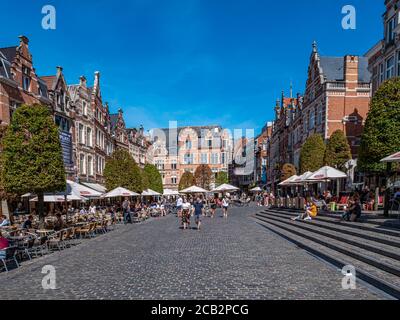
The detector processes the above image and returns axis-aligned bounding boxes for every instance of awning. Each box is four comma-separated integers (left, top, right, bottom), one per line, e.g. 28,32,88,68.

180,186,209,194
81,182,107,193
142,189,161,196
211,184,239,193
381,151,400,163
66,180,103,198
103,187,140,198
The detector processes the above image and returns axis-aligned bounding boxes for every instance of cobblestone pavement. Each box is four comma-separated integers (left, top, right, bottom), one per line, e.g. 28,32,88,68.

0,206,386,300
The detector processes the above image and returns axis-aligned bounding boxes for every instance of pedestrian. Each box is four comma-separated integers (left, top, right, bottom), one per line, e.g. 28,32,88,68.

210,196,217,218
181,197,192,230
176,196,183,218
122,198,131,224
193,197,204,230
222,196,229,219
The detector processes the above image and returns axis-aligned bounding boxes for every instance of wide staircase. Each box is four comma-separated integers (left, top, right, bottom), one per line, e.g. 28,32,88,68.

253,207,400,299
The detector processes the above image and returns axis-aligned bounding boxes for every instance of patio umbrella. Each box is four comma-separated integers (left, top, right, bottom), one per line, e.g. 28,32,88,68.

180,186,209,194
67,180,103,198
163,189,180,196
278,175,300,186
250,186,263,192
211,184,239,193
307,166,347,181
142,189,161,196
30,193,87,202
381,151,400,163
103,187,140,198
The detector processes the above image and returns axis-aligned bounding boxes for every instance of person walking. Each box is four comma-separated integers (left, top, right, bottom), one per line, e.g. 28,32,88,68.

122,198,131,224
181,197,192,230
210,196,217,218
193,197,204,230
222,196,229,219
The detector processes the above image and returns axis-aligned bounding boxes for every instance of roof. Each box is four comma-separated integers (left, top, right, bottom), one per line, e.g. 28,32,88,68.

0,46,17,62
40,75,57,90
109,114,119,131
319,56,371,82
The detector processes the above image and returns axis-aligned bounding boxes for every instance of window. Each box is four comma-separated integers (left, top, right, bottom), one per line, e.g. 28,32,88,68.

86,128,92,147
222,139,227,149
387,16,396,43
317,106,323,125
171,161,177,170
397,52,400,76
207,139,212,148
78,124,85,144
79,154,86,174
309,111,315,129
379,63,384,83
22,66,31,91
87,156,93,176
82,101,88,116
211,153,219,165
184,154,193,164
386,56,395,79
185,139,192,150
171,177,177,184
221,152,226,165
200,153,208,164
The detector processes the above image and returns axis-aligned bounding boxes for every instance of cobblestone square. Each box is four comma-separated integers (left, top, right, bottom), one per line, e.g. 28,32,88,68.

0,207,386,300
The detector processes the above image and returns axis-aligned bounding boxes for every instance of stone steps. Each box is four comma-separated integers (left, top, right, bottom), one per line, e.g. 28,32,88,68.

253,208,400,299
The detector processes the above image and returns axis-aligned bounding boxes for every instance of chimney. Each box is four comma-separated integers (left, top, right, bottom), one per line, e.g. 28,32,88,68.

79,76,87,87
56,66,63,75
344,55,359,90
18,35,29,45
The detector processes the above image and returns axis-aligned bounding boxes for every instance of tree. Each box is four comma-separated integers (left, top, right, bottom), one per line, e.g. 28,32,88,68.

281,163,297,181
215,171,229,187
104,149,143,193
178,171,195,191
1,104,66,224
143,164,163,194
299,134,326,174
194,164,213,190
359,78,400,173
324,130,351,171
141,168,150,191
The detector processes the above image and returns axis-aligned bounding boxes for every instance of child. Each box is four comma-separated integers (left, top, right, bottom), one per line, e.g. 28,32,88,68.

291,201,317,221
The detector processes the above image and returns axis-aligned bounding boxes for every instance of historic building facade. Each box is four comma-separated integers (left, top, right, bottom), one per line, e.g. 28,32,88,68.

265,43,372,190
366,0,400,95
41,66,75,180
1,36,155,187
150,126,233,190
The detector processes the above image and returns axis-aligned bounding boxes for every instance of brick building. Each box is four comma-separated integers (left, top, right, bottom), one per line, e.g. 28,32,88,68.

366,0,400,95
127,126,151,169
150,126,233,191
254,122,273,187
265,43,372,190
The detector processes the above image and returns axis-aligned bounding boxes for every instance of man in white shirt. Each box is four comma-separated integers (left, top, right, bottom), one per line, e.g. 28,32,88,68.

222,196,229,219
176,196,183,217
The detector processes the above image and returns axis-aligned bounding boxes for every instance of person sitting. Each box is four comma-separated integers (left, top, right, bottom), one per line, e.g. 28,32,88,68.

292,201,317,221
341,195,362,222
0,230,9,261
22,215,33,229
364,191,375,211
0,215,10,227
54,213,64,231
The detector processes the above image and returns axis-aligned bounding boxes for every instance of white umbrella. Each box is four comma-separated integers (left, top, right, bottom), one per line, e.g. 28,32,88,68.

250,186,263,192
163,189,180,196
103,187,139,198
278,175,300,186
67,180,103,198
381,151,400,163
30,193,86,202
307,166,347,181
142,189,161,196
81,182,107,193
180,186,209,194
295,172,315,184
211,184,239,193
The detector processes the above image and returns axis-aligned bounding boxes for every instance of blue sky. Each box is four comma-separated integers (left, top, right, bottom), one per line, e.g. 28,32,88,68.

0,0,384,134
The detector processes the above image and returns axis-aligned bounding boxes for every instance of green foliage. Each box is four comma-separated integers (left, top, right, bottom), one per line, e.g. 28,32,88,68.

281,163,297,181
299,134,326,174
215,171,229,187
141,168,150,191
179,171,195,191
104,149,143,193
324,130,351,171
194,164,212,190
1,104,66,195
143,164,163,193
359,78,400,173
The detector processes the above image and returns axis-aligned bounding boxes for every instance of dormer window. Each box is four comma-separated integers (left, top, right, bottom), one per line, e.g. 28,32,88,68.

22,66,31,91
